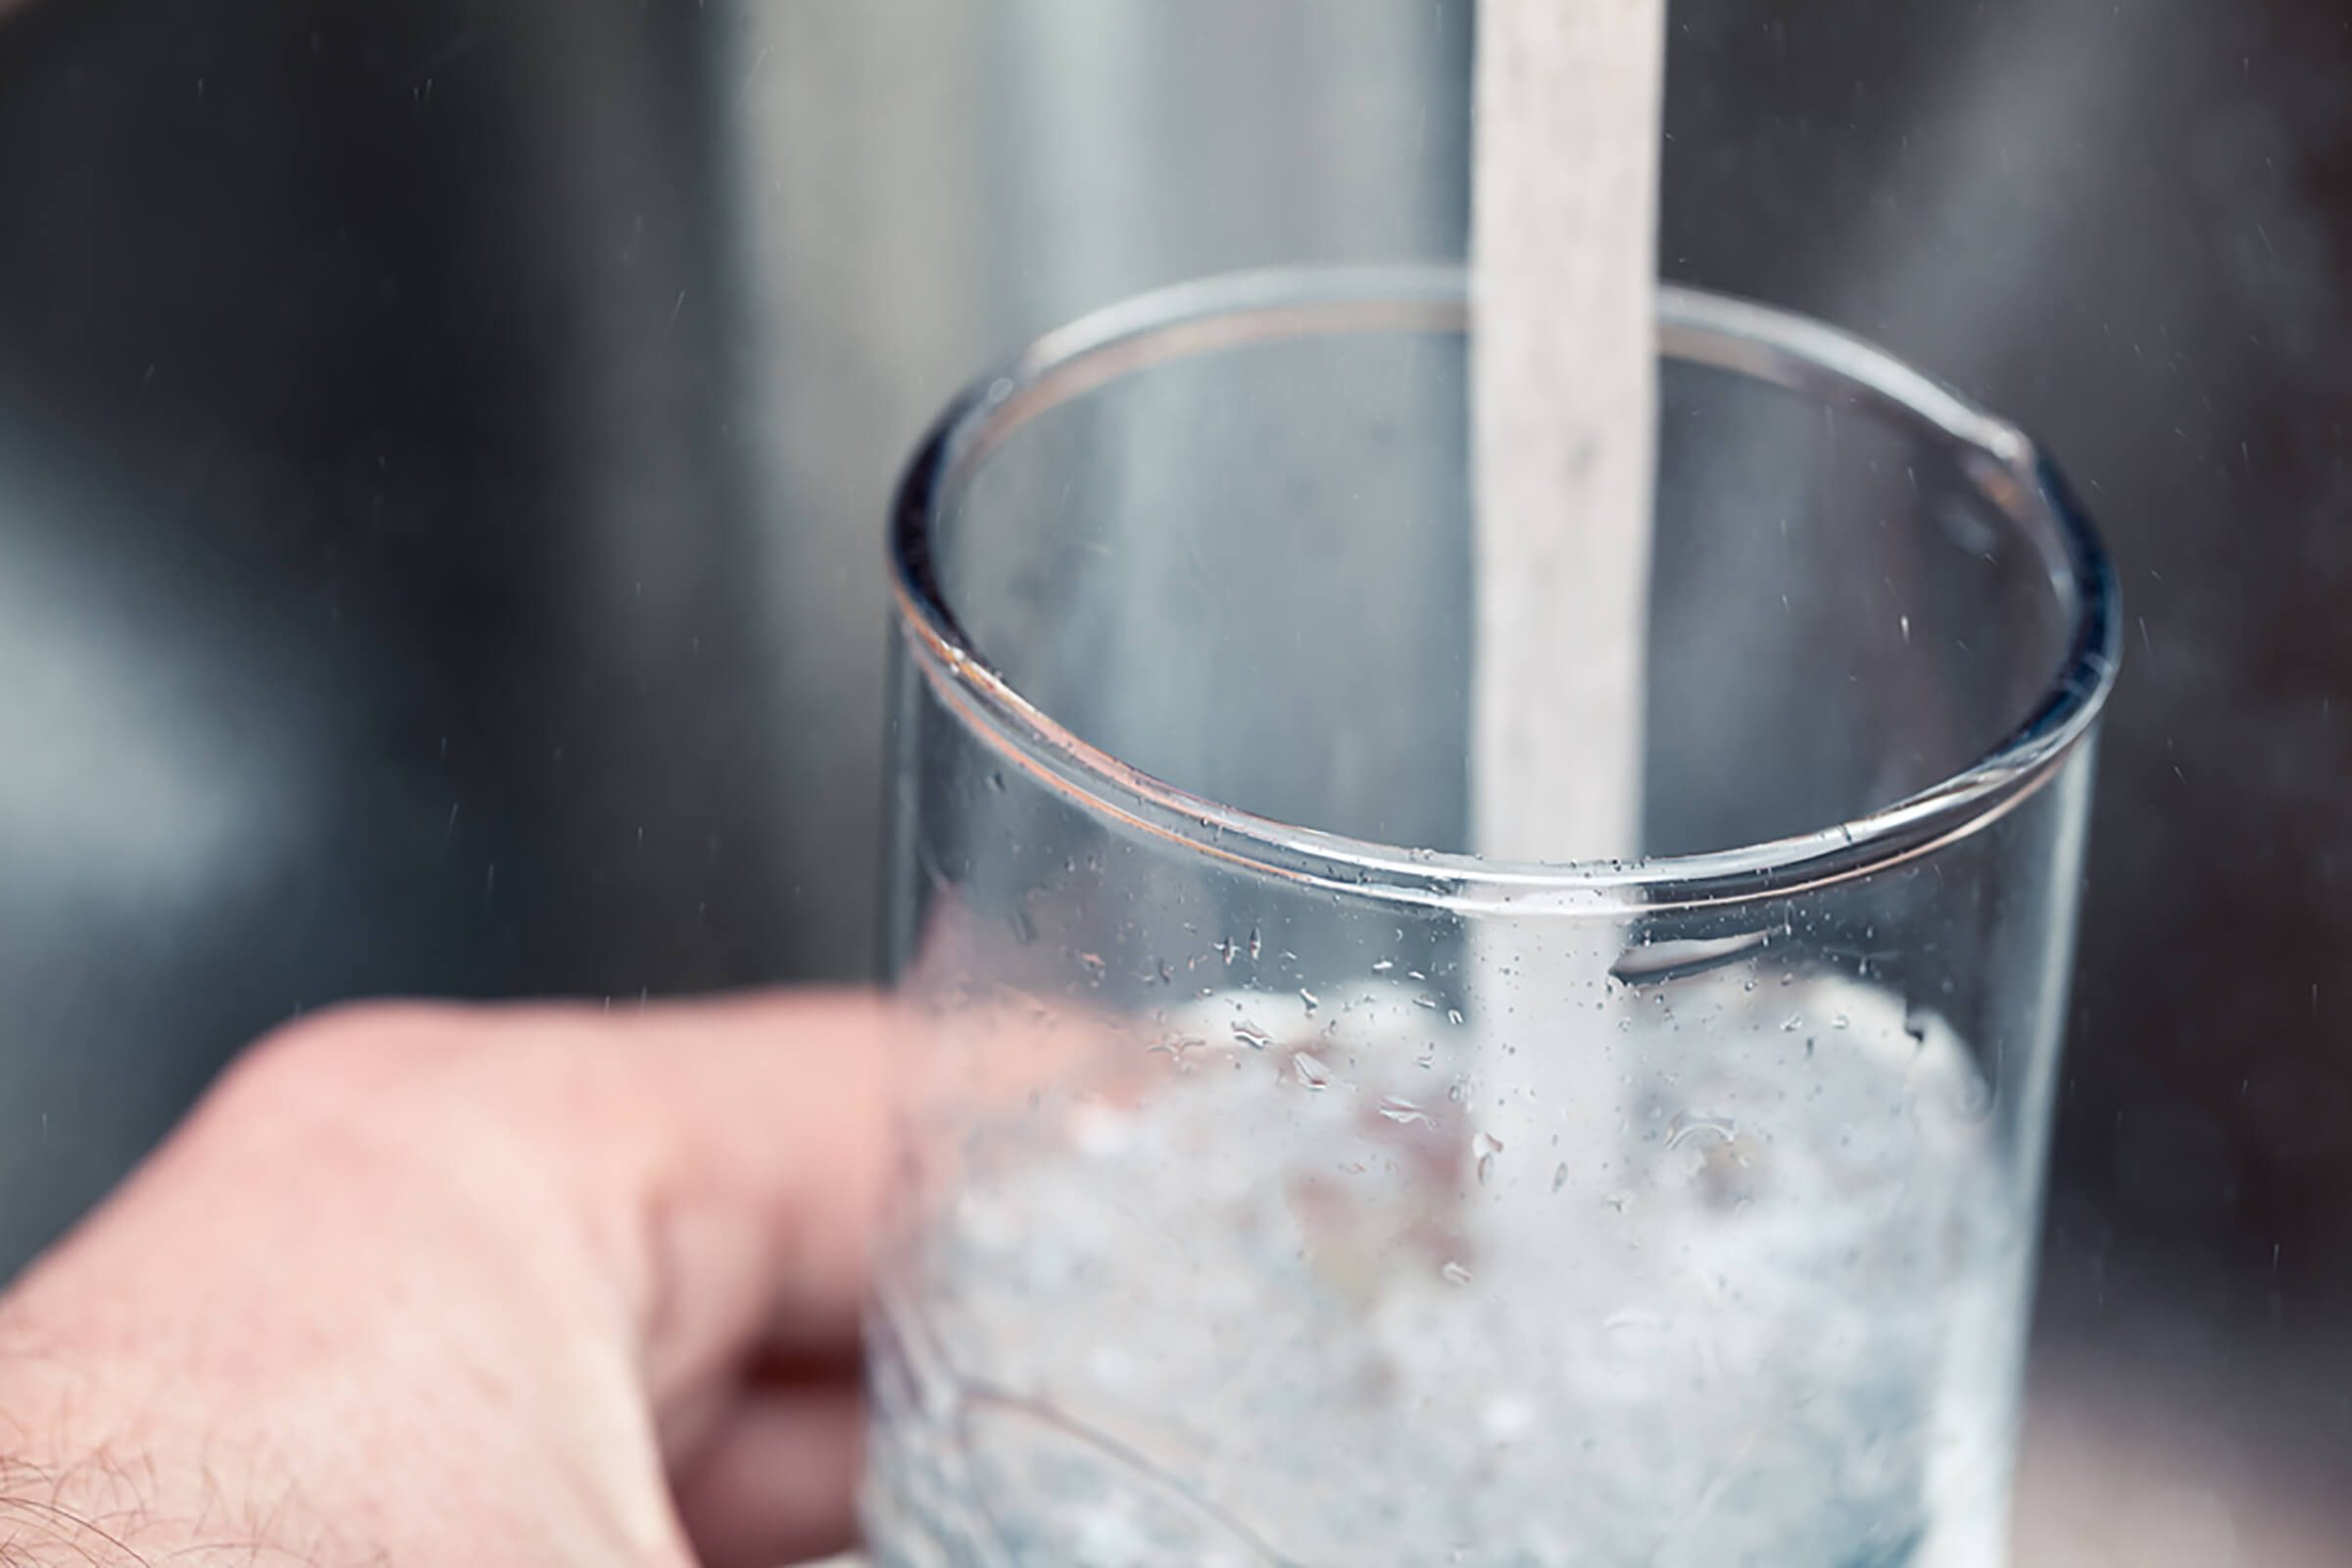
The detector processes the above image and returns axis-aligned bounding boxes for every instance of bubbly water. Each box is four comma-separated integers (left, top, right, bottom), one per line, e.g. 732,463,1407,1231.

864,964,2030,1567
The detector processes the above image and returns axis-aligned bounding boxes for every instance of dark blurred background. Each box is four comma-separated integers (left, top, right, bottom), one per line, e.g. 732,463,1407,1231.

0,0,2344,1557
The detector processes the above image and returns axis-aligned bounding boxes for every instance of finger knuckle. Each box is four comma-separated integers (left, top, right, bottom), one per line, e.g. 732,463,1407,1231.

211,1002,482,1127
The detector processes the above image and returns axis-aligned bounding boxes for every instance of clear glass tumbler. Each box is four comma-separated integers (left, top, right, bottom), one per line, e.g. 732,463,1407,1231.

863,267,2121,1567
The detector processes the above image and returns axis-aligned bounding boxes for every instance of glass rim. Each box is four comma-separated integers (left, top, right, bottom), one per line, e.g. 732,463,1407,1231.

889,265,2121,916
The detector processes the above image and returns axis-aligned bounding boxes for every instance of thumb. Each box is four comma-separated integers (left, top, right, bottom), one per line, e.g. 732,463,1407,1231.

0,991,893,1568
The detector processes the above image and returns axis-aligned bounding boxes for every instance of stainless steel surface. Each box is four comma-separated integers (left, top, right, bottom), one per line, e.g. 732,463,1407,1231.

724,0,1467,974
0,0,2345,1549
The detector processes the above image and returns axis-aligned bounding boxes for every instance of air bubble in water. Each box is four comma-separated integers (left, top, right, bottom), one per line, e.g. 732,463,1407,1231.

1609,929,1771,987
1959,1074,1996,1120
1666,1113,1739,1150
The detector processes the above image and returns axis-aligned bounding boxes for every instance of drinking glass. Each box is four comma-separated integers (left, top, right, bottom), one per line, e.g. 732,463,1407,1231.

863,266,2120,1567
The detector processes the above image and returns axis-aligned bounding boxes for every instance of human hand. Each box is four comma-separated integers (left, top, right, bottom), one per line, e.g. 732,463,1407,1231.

0,993,888,1568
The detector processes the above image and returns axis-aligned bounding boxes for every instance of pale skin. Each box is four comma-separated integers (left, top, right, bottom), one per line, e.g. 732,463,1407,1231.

0,993,892,1567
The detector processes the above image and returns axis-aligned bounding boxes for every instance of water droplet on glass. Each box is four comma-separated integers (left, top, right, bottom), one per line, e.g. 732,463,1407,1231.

1477,1152,1497,1187
1231,1019,1274,1052
1552,1162,1570,1194
1446,1007,1465,1026
1372,958,1395,973
1441,1260,1474,1287
1376,1095,1431,1126
1298,988,1320,1013
1293,1053,1332,1091
1248,926,1262,960
987,770,1006,793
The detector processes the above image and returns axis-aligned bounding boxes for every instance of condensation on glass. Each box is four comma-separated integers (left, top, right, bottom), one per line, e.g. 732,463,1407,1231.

863,268,2121,1568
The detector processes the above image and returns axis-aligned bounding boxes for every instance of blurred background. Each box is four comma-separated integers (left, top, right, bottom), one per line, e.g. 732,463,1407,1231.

0,0,2344,1558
